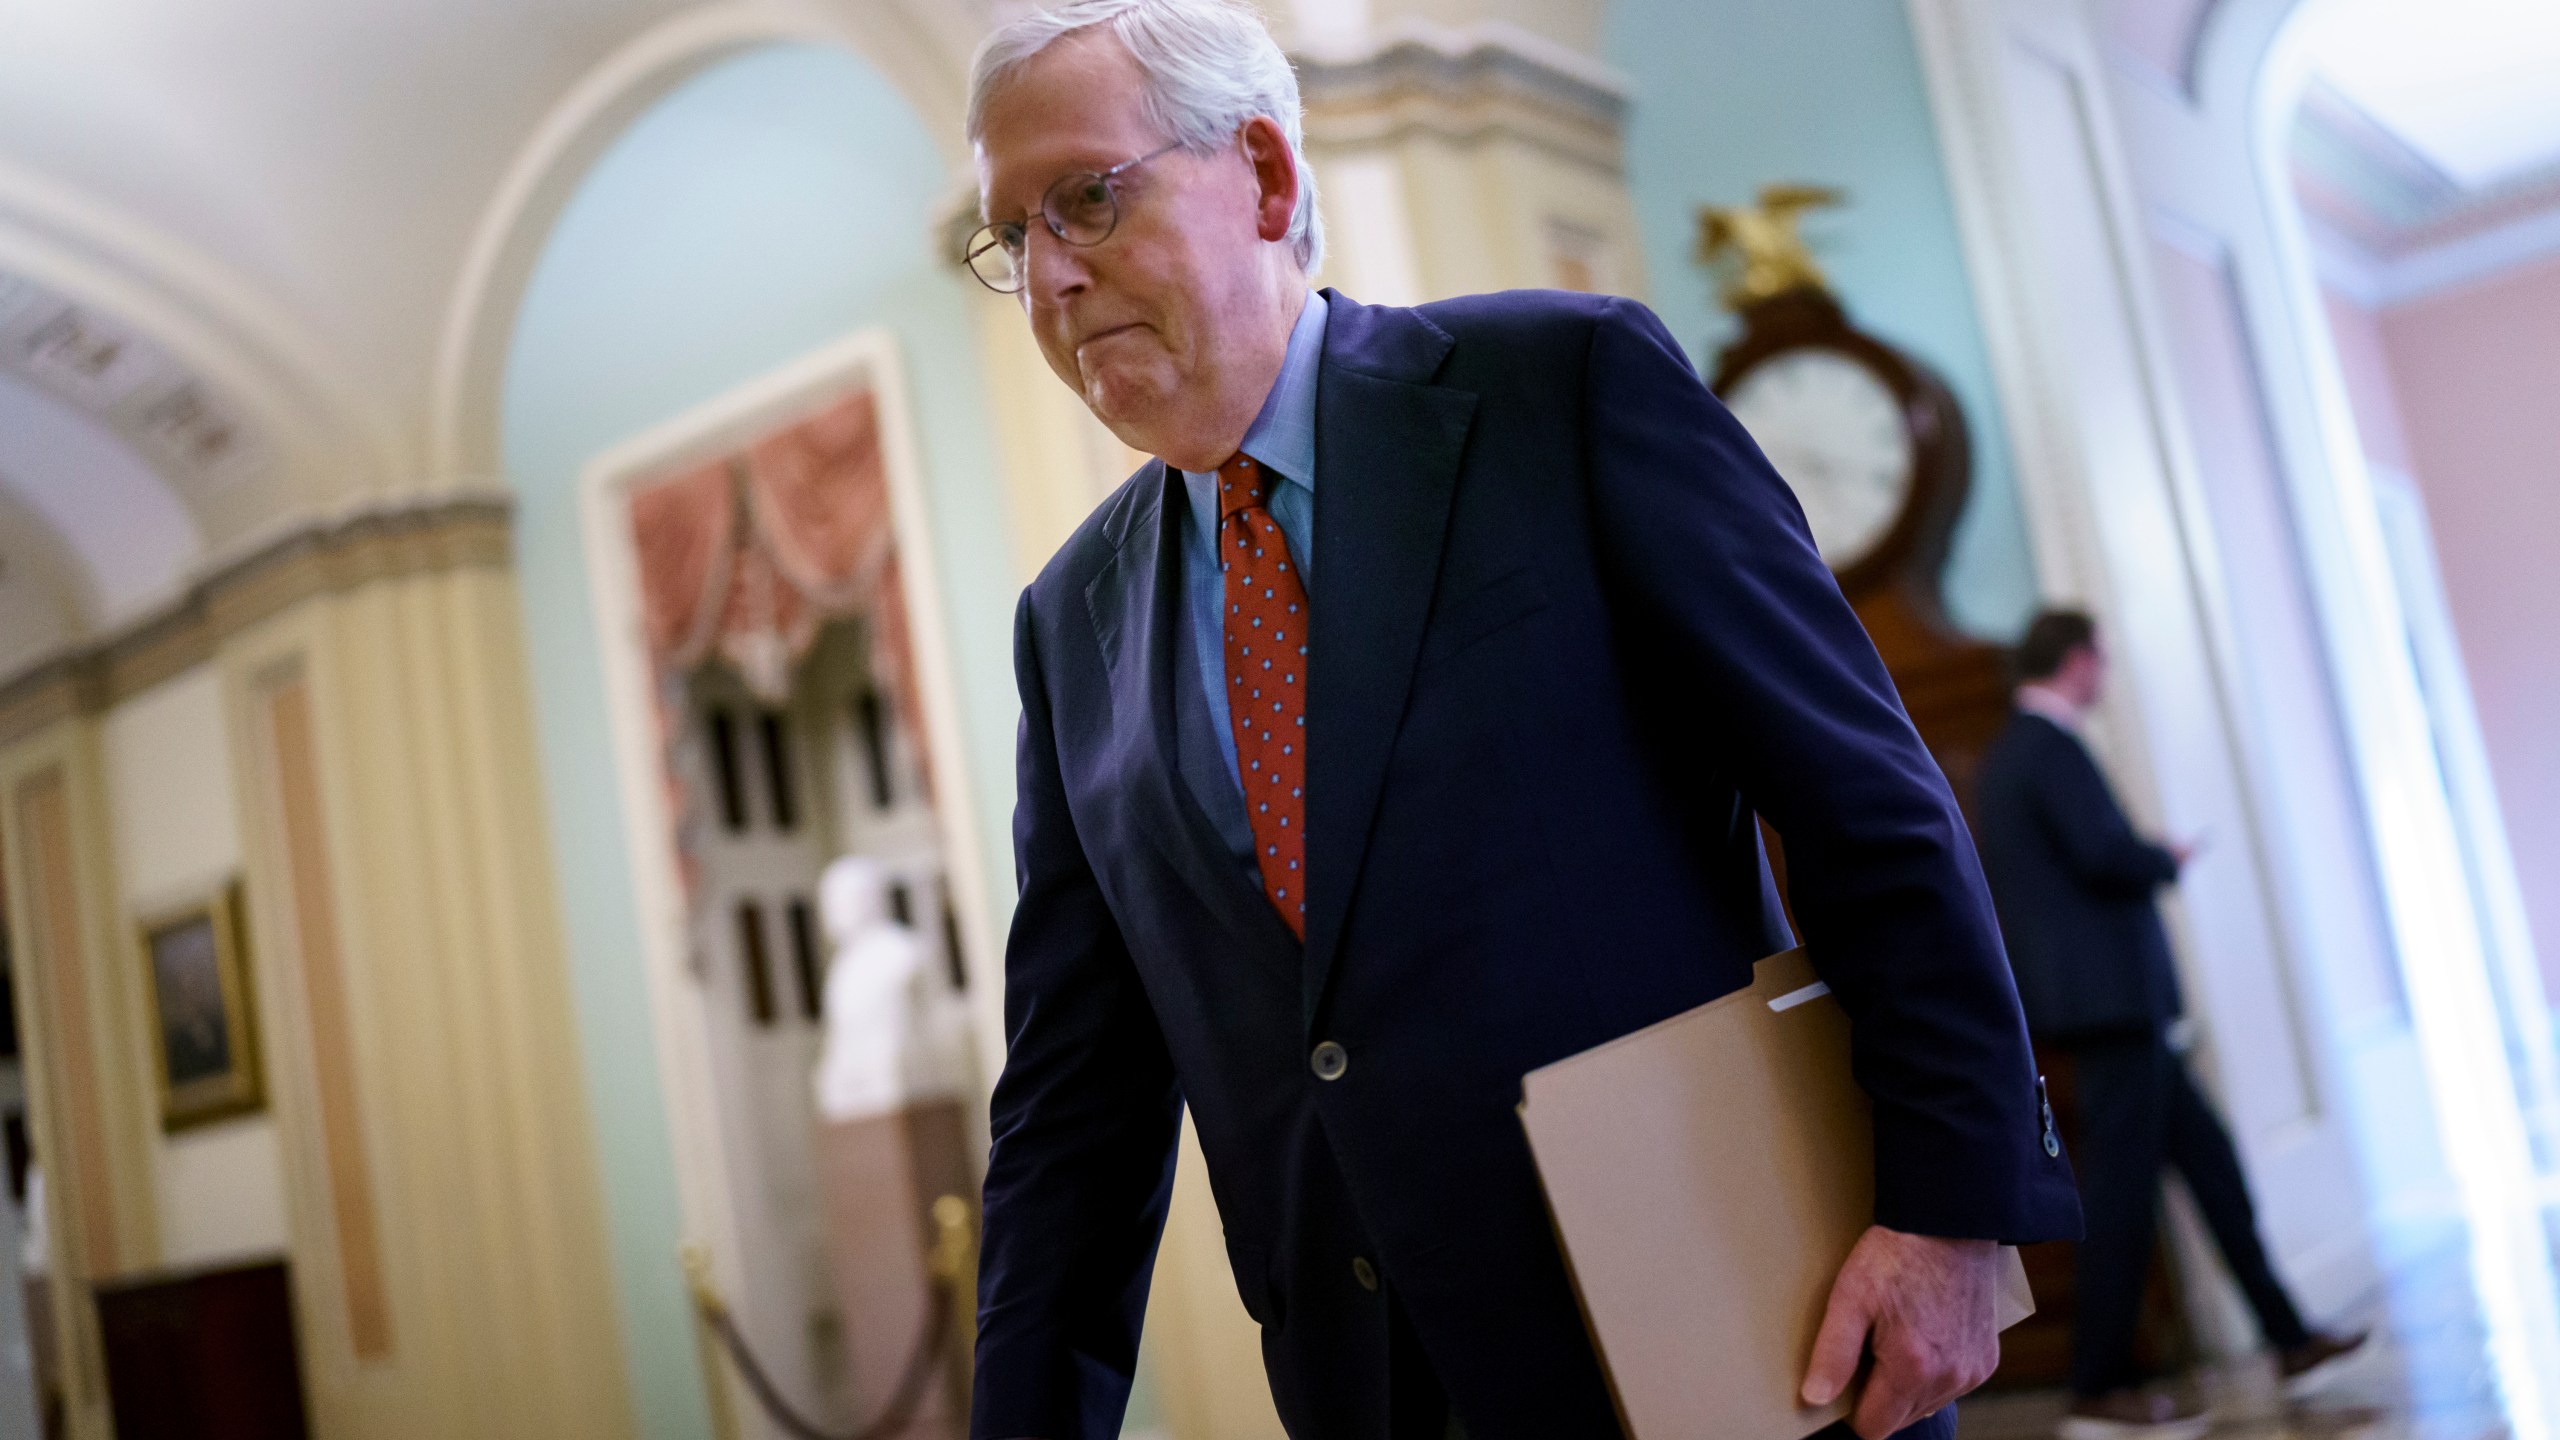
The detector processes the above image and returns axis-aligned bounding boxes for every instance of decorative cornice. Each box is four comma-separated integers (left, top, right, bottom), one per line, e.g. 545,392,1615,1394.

2292,78,2560,261
1294,24,1631,175
0,495,513,745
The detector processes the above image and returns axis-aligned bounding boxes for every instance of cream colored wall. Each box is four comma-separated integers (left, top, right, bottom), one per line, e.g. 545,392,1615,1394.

151,1123,290,1267
1376,136,1644,299
221,562,634,1440
0,505,635,1439
100,665,293,1269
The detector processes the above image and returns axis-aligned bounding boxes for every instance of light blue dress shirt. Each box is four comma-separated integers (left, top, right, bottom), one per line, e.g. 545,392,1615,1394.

1178,289,1327,791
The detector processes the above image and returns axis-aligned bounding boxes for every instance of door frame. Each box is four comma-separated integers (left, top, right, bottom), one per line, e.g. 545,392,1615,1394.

576,328,1001,1428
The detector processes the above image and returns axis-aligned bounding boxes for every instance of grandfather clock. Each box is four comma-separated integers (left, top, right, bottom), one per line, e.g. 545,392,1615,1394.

1699,186,2011,809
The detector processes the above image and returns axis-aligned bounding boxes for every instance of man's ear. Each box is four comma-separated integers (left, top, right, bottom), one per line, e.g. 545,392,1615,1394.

1239,116,1300,244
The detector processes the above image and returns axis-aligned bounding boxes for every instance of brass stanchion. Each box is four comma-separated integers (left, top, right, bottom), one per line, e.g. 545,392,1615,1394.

683,1197,976,1440
683,1244,744,1440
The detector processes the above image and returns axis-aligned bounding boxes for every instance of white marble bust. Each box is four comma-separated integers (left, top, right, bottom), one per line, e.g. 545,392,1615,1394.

812,857,971,1121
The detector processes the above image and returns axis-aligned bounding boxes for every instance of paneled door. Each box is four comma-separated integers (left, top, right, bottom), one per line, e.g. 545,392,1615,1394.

687,623,960,1440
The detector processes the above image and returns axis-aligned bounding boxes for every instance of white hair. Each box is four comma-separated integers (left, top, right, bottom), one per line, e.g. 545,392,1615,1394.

967,0,1325,274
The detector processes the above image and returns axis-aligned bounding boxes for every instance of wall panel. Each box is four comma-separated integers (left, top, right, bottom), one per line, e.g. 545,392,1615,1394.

228,559,634,1439
0,729,160,1440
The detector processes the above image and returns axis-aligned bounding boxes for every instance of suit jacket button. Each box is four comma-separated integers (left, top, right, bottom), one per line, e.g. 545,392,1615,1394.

1311,1041,1348,1081
1352,1256,1379,1292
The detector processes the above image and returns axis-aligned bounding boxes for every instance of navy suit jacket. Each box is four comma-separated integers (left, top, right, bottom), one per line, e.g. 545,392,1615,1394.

977,290,2081,1440
1975,710,2186,1044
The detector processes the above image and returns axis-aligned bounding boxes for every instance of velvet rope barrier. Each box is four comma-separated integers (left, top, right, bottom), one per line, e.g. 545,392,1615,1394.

684,1196,975,1440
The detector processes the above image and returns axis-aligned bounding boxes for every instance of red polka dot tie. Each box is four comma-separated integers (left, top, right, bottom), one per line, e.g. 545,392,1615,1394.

1217,453,1309,940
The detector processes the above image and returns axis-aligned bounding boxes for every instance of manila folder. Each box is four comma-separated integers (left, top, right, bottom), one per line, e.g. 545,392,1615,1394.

1518,948,2034,1440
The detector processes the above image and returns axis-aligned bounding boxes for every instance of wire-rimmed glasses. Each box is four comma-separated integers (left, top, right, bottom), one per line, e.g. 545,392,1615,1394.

963,141,1183,294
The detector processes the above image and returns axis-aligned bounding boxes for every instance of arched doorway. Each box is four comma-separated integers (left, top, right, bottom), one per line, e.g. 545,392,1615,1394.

495,37,1022,1440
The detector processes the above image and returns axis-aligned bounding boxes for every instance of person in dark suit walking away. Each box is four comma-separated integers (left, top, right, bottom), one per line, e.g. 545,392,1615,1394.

1975,610,2366,1437
963,3,2086,1435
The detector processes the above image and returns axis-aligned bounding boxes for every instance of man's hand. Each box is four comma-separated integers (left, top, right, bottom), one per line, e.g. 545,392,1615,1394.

1800,1225,2002,1438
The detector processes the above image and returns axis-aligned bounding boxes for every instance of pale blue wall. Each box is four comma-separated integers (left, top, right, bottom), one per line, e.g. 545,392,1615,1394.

501,44,1021,1437
1605,0,2041,637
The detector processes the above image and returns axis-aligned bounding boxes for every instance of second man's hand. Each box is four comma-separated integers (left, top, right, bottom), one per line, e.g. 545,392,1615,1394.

1801,1224,2002,1438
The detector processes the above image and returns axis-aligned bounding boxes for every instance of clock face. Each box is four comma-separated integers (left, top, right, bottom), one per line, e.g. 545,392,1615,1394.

1722,348,1915,570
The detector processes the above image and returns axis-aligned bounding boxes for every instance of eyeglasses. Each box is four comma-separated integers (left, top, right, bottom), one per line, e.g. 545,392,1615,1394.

964,141,1184,294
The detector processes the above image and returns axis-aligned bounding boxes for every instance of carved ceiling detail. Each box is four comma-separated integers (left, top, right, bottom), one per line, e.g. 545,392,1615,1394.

0,270,266,491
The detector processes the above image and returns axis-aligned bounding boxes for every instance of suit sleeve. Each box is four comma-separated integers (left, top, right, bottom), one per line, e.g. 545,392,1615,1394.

971,593,1183,1440
1581,298,2079,1243
2032,741,2181,897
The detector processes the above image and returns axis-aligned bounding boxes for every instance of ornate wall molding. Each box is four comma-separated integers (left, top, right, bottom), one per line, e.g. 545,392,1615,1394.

1296,24,1633,175
0,270,266,493
0,496,512,743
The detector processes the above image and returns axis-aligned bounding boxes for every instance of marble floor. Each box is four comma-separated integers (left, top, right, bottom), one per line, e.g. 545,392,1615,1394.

1961,1231,2541,1440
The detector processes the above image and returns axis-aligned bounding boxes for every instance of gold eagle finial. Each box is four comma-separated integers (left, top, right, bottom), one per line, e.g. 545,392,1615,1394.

1696,184,1845,310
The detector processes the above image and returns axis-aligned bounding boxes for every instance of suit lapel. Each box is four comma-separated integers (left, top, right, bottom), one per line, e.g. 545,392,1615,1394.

1304,295,1477,1023
1085,463,1297,967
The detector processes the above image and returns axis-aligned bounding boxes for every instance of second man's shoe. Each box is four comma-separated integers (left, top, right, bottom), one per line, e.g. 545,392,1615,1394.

2279,1329,2371,1388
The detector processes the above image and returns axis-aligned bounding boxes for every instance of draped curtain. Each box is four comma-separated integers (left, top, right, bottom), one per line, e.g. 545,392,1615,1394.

626,391,932,890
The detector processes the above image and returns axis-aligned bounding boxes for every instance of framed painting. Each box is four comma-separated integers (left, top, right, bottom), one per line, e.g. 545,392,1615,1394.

139,882,264,1131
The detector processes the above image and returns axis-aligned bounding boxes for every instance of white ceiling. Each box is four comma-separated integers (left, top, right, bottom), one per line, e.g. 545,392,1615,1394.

2299,0,2560,191
0,0,711,440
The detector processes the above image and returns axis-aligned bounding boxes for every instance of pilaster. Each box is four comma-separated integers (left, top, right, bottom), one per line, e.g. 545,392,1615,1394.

1298,25,1646,303
222,535,634,1439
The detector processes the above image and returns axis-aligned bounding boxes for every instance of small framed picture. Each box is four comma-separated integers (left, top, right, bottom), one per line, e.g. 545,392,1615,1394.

139,882,263,1131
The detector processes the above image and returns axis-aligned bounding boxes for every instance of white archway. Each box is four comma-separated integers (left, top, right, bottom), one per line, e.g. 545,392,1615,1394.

429,0,975,485
468,20,1043,1435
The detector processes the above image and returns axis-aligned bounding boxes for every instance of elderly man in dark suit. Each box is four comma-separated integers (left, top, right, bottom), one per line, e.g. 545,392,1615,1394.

961,2,2084,1436
1976,610,2364,1436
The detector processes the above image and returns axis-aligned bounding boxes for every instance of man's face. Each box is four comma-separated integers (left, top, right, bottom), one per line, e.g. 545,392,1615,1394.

974,32,1289,456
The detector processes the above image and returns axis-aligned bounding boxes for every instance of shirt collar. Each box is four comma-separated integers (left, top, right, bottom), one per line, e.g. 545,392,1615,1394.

1178,288,1325,492
2014,684,2085,733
